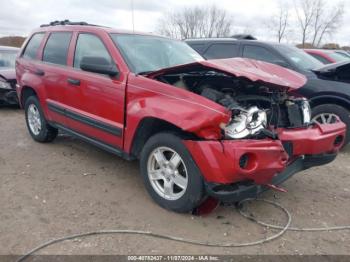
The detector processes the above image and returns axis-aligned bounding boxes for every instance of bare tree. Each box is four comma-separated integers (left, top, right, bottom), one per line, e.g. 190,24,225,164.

294,0,317,47
294,0,345,47
313,1,344,47
157,5,233,39
268,1,290,43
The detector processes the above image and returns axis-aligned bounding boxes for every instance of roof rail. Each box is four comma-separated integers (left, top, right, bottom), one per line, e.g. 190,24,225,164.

231,34,257,40
40,20,99,28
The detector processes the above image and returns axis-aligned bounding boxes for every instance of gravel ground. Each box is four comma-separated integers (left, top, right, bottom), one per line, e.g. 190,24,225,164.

0,108,350,257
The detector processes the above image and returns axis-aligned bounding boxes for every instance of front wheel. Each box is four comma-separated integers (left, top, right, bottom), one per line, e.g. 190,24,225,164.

140,133,204,213
312,104,350,146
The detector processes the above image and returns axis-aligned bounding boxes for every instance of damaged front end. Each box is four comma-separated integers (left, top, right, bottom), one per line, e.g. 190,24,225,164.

148,58,346,202
0,70,18,106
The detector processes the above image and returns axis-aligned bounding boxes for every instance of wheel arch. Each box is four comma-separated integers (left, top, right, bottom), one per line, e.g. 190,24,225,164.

310,95,350,112
129,117,196,159
20,86,38,108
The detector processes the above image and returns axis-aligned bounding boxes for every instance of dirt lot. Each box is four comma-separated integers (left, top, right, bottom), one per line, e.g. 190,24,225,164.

1,108,350,256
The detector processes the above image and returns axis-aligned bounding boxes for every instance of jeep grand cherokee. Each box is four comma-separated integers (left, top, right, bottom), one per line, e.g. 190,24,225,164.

16,21,346,213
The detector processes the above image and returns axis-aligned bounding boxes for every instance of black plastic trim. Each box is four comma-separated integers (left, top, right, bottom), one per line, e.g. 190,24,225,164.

50,122,134,160
47,102,122,137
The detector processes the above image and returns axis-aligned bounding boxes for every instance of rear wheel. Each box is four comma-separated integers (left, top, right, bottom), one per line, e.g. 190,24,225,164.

140,133,204,213
25,96,58,143
312,104,350,146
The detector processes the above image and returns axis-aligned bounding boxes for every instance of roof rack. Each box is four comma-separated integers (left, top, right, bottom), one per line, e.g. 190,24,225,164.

231,34,257,40
40,20,99,28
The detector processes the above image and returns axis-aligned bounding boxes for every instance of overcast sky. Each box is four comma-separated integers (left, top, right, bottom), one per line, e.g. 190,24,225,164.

0,0,348,46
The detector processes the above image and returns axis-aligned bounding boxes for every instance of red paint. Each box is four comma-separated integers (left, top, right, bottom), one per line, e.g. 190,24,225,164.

304,49,341,64
148,58,307,91
16,25,346,190
277,122,346,155
185,122,345,185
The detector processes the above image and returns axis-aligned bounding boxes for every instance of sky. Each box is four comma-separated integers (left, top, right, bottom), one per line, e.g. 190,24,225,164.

0,0,348,46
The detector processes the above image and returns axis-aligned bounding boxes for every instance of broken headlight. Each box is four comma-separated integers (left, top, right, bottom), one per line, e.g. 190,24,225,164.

0,80,12,90
300,99,311,125
223,106,267,139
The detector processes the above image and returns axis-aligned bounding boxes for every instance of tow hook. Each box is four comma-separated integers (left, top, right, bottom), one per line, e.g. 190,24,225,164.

266,184,288,193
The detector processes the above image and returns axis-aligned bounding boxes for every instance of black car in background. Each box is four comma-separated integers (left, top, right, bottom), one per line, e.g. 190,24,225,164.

186,38,350,145
0,46,19,106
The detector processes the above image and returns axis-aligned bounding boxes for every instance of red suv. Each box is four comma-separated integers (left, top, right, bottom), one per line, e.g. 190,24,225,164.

16,21,346,213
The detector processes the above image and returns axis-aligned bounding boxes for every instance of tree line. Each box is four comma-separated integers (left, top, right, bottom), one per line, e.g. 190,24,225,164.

157,0,346,49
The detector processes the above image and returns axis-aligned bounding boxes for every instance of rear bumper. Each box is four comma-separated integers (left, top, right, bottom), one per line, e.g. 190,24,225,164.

205,153,336,202
184,122,346,186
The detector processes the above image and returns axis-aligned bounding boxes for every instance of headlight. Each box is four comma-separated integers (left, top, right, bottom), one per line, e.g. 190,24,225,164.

300,99,311,125
223,106,267,139
0,80,12,90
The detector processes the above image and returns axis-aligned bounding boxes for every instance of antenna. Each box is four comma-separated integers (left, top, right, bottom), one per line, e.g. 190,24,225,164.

131,0,135,33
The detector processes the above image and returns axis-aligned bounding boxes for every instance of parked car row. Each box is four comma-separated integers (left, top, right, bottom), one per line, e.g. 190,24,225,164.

11,21,347,213
304,49,350,64
186,38,350,144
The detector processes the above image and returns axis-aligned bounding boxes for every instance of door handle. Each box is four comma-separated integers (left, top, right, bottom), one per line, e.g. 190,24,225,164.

34,69,45,76
67,78,81,86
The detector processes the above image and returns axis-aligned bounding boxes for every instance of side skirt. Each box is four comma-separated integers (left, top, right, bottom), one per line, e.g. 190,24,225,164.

50,122,135,161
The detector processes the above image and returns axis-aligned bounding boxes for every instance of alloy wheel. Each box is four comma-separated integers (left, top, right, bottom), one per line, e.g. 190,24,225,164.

27,104,42,135
312,113,338,125
147,146,188,201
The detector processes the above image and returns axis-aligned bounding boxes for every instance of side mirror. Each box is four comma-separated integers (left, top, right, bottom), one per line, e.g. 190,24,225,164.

80,56,119,77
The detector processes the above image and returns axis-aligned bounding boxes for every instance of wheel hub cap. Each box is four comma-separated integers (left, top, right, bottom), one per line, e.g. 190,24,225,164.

27,104,42,136
312,113,338,125
147,147,188,201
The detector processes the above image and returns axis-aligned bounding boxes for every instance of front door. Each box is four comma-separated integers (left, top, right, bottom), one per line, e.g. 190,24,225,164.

63,33,126,150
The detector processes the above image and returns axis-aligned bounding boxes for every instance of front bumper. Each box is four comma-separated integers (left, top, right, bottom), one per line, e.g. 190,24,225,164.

0,88,19,105
184,121,346,199
205,153,336,202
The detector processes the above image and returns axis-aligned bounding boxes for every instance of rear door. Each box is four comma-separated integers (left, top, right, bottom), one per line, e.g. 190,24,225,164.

62,32,126,150
40,31,73,125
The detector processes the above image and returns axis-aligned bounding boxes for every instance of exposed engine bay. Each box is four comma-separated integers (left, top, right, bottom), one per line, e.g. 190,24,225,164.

154,69,312,140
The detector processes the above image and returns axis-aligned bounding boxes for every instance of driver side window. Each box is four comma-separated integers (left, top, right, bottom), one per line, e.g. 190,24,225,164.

74,33,112,69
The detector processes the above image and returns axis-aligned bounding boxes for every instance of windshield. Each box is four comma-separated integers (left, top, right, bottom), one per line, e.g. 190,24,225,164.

328,52,350,63
0,51,18,68
274,44,323,71
336,52,350,59
110,34,204,74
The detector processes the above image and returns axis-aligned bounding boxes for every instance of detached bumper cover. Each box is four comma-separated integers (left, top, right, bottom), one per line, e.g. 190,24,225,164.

184,122,346,201
205,153,337,202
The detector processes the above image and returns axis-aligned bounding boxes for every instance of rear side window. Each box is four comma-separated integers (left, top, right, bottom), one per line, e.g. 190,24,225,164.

309,53,331,64
74,34,112,69
204,43,239,59
243,45,281,64
22,33,45,60
43,32,72,65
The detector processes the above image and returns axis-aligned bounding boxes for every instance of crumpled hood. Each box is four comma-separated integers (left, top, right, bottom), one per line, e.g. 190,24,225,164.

0,68,16,81
148,58,307,91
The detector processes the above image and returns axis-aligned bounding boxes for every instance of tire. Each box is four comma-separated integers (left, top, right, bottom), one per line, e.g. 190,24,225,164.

140,133,204,213
24,96,58,143
312,104,350,145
